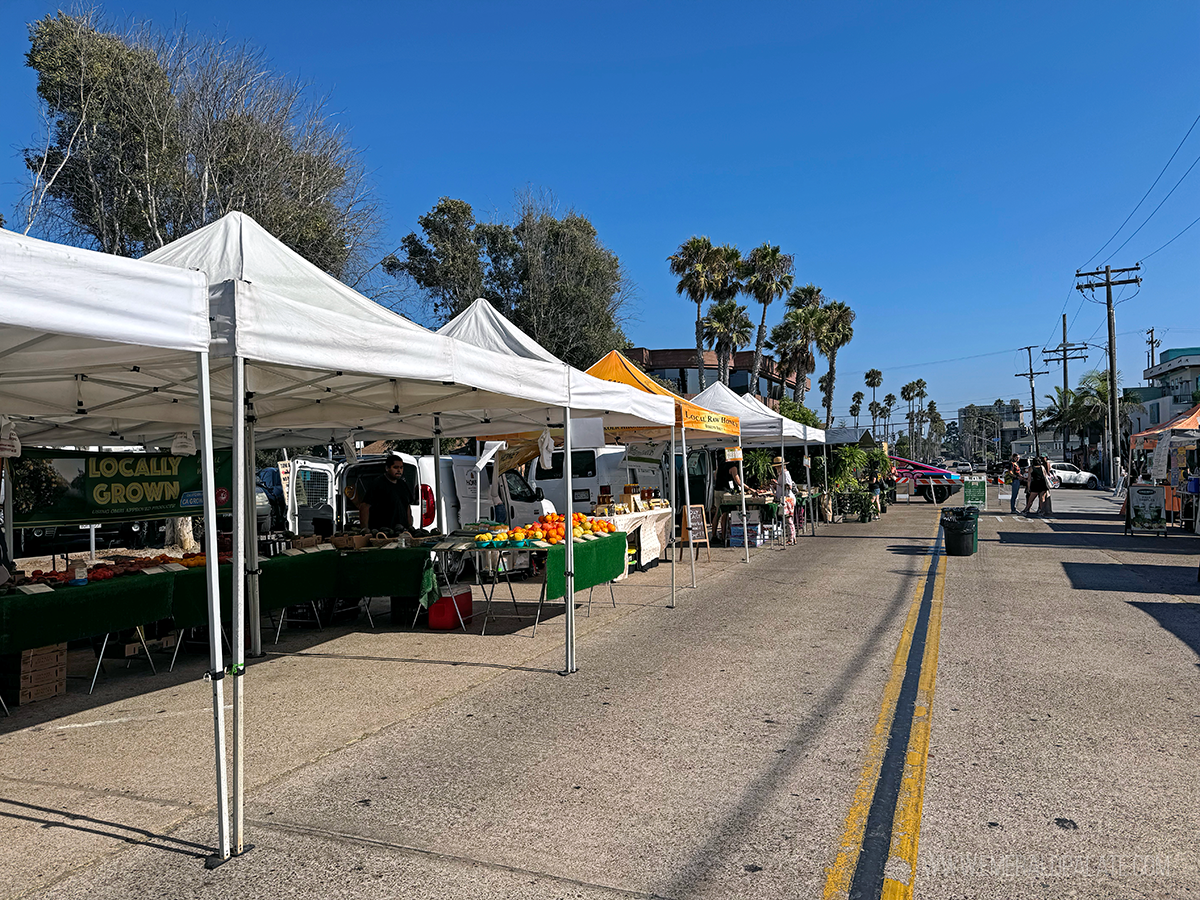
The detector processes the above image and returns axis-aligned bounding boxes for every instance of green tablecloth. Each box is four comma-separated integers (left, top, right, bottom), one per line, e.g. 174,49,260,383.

0,572,176,654
170,564,234,630
257,552,339,612
334,548,438,608
0,546,438,653
544,533,627,601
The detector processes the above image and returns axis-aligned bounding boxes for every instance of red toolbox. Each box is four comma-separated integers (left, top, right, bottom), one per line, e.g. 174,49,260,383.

428,585,472,630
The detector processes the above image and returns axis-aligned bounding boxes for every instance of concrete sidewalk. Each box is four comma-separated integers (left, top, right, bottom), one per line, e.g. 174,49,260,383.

4,492,1199,899
1,505,938,899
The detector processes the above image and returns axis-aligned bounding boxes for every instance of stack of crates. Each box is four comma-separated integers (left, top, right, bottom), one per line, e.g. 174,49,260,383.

1,643,67,707
729,524,765,547
729,510,765,547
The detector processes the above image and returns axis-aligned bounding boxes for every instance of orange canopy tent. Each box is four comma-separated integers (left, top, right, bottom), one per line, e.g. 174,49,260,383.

585,350,740,439
1130,403,1200,451
585,350,746,587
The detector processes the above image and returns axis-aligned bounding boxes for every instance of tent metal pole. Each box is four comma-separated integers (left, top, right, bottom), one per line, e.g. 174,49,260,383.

778,421,786,549
805,445,815,536
433,416,443,534
824,443,830,521
3,459,13,562
682,426,696,588
738,431,749,563
194,351,230,863
562,407,577,673
246,417,262,658
229,356,247,854
669,427,676,609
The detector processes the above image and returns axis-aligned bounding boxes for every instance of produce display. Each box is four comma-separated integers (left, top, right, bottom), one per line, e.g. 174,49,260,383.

13,551,231,588
470,513,617,547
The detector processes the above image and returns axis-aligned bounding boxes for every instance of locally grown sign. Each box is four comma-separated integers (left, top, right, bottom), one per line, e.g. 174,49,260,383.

11,449,233,526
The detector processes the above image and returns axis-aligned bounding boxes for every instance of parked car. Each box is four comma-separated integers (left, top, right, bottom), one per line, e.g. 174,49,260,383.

1049,461,1099,490
956,461,974,474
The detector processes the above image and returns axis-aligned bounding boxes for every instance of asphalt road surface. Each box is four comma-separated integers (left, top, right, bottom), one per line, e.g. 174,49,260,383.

1,486,1197,899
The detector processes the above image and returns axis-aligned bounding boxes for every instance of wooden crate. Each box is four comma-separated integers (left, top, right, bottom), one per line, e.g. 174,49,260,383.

1,644,68,706
3,665,66,690
0,644,67,673
15,681,66,704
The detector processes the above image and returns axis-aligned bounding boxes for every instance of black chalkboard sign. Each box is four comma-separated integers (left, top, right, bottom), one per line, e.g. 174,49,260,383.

679,504,711,561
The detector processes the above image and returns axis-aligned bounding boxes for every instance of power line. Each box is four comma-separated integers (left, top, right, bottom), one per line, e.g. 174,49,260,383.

1082,110,1200,267
1105,147,1200,263
1140,211,1200,261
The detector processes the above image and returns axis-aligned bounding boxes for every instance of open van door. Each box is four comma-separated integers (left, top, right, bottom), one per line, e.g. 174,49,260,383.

282,457,337,535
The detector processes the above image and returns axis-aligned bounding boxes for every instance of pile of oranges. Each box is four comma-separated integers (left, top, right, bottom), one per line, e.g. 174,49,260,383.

514,512,618,545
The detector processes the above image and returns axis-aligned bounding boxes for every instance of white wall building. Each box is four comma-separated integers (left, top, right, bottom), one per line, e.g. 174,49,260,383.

1143,347,1200,425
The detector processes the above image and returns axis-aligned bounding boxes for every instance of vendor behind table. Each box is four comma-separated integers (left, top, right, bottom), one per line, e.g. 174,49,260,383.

360,452,414,532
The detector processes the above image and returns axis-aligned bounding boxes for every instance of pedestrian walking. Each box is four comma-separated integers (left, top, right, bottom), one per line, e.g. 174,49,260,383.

1023,455,1049,515
1038,456,1054,516
1006,453,1022,513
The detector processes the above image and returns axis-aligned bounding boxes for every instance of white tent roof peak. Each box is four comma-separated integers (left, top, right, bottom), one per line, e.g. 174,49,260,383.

439,298,558,363
692,381,825,445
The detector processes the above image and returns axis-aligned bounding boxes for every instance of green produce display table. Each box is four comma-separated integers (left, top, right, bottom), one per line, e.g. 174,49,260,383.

169,564,234,629
256,552,339,611
0,572,176,654
544,533,627,601
0,546,439,654
334,548,438,608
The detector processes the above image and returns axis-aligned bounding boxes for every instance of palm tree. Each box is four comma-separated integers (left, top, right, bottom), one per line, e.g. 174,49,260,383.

1041,387,1087,461
900,382,917,452
883,392,897,444
850,391,865,427
868,399,883,433
865,369,883,415
814,300,855,428
741,243,795,395
914,379,928,460
667,236,715,391
771,303,822,404
788,283,825,310
702,300,754,386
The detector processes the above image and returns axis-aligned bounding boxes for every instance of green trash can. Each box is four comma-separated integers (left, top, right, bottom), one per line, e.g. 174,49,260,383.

941,506,978,556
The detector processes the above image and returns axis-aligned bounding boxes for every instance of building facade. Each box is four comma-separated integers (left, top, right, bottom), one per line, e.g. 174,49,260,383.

623,347,806,400
1141,347,1200,426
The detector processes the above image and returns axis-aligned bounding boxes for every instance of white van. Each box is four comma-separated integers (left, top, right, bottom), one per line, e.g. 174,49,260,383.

528,445,665,513
435,455,555,532
279,453,430,535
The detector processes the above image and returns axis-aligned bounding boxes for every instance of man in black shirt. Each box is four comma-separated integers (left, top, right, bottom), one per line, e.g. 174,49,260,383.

361,453,414,531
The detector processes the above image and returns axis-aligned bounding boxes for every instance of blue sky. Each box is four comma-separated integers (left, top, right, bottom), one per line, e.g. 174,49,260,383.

2,2,1198,424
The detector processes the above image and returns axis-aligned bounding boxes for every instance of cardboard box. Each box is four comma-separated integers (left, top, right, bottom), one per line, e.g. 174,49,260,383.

1,644,68,706
729,510,761,526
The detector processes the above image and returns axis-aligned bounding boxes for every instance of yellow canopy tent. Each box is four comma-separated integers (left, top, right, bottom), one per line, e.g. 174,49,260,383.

585,351,744,589
585,351,740,439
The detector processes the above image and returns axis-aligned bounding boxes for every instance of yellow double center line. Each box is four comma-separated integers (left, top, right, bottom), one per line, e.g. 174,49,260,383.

824,521,947,900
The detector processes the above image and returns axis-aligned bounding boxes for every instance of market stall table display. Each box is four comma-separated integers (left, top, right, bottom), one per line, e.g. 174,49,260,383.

475,532,628,637
0,545,440,659
594,509,671,578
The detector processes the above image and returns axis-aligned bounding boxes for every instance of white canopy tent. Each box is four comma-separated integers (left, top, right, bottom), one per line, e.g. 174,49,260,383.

439,299,676,662
692,382,826,546
143,213,660,850
0,228,231,862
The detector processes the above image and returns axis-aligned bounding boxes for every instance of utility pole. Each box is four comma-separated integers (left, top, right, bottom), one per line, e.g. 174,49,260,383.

1043,313,1088,461
1016,346,1049,458
1146,327,1161,376
1076,264,1141,485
